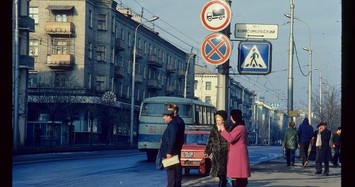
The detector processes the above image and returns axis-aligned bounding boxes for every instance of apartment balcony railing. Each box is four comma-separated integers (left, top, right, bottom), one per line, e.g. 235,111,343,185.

19,55,34,70
47,54,74,70
147,79,159,89
166,64,175,73
135,74,143,84
115,38,125,51
147,55,162,68
45,22,75,35
114,66,124,78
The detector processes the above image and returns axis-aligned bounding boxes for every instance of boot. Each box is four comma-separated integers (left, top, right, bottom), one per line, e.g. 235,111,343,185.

218,176,227,187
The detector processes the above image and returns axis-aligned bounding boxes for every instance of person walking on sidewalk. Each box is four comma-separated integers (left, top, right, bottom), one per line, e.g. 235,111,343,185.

283,121,299,166
217,109,251,187
204,110,229,187
312,122,332,176
297,118,314,167
331,126,341,167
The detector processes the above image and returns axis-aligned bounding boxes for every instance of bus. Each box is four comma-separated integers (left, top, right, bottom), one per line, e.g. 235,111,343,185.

138,96,216,161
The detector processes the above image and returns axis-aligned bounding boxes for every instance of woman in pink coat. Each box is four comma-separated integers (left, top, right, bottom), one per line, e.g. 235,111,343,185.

217,109,251,187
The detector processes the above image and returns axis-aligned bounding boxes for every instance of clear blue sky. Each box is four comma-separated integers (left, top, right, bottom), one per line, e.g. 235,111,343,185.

117,0,341,111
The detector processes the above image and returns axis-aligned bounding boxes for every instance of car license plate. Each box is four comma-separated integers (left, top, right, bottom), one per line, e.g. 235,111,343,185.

184,151,194,158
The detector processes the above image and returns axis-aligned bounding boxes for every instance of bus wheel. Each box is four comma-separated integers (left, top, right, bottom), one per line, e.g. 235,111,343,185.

147,150,158,161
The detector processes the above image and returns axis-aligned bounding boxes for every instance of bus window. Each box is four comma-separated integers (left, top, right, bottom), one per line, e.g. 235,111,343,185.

179,104,192,118
141,103,166,116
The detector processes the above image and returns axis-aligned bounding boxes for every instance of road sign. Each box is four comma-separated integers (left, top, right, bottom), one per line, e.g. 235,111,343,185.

235,23,279,39
200,0,232,32
238,40,272,75
201,33,232,65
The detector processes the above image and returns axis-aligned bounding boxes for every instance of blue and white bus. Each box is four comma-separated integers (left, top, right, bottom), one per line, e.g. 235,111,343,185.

138,96,216,161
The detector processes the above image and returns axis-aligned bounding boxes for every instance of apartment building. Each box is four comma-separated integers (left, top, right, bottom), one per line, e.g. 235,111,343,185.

26,0,195,146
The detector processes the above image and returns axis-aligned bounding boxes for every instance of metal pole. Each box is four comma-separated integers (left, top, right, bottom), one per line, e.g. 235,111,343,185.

13,0,19,151
307,49,312,124
184,54,195,98
287,0,295,122
130,16,158,146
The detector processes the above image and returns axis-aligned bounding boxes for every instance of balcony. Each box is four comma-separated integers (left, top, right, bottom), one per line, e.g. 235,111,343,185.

19,16,35,32
47,54,74,70
133,48,143,59
177,69,185,77
45,22,75,35
166,86,175,95
166,64,175,73
147,55,162,68
147,79,159,89
135,74,143,84
114,66,124,78
115,38,124,51
19,55,34,70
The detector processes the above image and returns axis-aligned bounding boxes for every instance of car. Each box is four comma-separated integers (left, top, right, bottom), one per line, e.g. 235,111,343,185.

180,130,211,175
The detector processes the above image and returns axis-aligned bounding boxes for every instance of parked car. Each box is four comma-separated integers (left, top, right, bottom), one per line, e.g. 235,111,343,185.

180,130,211,175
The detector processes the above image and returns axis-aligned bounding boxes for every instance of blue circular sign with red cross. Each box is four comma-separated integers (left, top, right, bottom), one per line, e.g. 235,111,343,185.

200,33,232,65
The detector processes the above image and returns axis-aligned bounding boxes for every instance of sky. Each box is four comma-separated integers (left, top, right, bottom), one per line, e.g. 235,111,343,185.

117,0,342,111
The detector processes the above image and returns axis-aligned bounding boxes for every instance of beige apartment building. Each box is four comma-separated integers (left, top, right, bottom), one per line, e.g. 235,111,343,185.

26,0,195,146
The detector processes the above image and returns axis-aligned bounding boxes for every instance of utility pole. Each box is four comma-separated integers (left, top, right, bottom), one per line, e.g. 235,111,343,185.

217,0,231,111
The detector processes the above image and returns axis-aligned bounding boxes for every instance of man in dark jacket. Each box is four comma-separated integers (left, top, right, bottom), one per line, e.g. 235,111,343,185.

166,103,185,187
297,118,314,166
312,122,332,176
160,110,183,187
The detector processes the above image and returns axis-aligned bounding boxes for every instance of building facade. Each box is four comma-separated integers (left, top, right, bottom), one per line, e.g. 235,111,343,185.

25,0,195,146
194,64,256,144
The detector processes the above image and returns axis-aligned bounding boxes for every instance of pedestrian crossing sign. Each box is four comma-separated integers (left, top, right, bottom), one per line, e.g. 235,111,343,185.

238,41,272,75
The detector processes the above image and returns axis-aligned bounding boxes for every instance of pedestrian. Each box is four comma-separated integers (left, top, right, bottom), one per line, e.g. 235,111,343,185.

34,125,42,148
159,110,184,187
331,126,341,167
204,110,229,187
312,122,332,176
217,109,251,187
283,121,299,166
297,118,314,166
166,103,185,187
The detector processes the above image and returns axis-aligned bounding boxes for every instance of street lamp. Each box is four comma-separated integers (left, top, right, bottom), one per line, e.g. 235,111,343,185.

285,13,312,124
184,53,195,98
285,0,295,122
130,16,159,146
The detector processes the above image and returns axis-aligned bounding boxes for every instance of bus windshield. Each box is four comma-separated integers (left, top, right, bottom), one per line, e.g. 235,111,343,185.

141,103,192,118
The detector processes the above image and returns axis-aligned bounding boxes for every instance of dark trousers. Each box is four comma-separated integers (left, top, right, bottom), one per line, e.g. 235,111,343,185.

231,178,248,187
332,145,341,165
285,149,296,166
316,160,329,174
300,142,310,165
166,164,182,187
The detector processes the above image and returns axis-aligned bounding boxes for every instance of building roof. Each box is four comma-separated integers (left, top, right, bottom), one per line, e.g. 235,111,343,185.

194,64,216,74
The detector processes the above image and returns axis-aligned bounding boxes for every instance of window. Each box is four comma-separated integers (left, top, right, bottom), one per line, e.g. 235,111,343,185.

96,75,106,91
52,38,69,55
29,7,39,24
88,73,92,89
28,72,38,88
88,42,93,59
111,16,115,33
206,82,211,90
194,80,198,90
54,72,67,87
98,14,107,30
205,96,212,104
127,32,131,47
29,39,39,56
55,14,67,22
96,45,106,62
88,10,93,28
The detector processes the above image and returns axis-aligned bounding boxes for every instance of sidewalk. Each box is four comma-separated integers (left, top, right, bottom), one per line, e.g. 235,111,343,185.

183,157,341,187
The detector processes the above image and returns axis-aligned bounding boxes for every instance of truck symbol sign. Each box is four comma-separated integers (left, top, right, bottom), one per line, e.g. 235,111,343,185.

206,8,225,21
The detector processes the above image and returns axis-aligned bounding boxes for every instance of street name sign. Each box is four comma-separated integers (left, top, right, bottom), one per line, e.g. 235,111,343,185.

200,0,232,32
235,23,279,39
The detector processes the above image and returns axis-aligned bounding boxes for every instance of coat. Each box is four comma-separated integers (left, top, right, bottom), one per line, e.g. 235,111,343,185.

160,119,182,157
204,124,229,177
313,128,332,162
297,118,314,144
220,124,251,179
284,127,299,149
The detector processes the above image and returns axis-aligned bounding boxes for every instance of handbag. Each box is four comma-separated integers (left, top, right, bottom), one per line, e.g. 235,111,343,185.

155,149,163,170
162,155,180,168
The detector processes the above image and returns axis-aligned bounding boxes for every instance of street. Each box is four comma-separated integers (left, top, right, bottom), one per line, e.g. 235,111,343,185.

12,146,282,187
